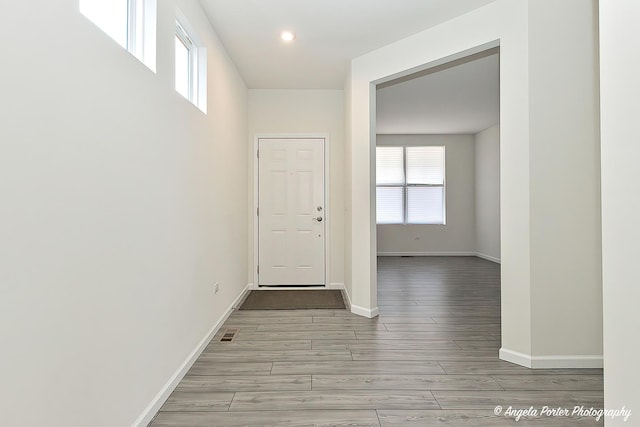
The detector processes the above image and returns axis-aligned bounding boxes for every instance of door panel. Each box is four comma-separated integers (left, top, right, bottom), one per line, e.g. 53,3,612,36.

258,138,325,286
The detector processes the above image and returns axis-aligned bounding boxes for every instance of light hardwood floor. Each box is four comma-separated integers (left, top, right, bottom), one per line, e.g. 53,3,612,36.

149,256,603,426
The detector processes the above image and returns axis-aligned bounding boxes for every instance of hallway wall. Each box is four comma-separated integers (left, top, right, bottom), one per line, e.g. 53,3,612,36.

0,1,248,425
600,0,640,423
247,89,345,287
527,0,601,360
475,125,501,262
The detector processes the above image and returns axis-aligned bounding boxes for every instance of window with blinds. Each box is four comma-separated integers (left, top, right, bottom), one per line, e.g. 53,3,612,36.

376,146,445,224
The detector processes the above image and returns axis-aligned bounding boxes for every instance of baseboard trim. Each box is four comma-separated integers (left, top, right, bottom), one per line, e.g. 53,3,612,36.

499,348,533,368
377,251,476,257
331,283,352,311
232,284,252,310
253,285,327,290
351,304,379,319
376,252,501,264
531,355,604,369
475,252,501,264
133,284,251,427
500,348,603,369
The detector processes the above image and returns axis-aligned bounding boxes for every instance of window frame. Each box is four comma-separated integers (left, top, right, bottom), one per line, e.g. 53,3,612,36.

128,0,145,60
79,0,156,72
376,145,446,225
175,21,197,104
174,18,207,113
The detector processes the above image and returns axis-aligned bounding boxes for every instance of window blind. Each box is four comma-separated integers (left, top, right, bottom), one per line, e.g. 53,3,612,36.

376,147,404,185
376,145,445,225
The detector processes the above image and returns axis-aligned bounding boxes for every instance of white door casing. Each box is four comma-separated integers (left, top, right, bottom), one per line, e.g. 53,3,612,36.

258,138,326,286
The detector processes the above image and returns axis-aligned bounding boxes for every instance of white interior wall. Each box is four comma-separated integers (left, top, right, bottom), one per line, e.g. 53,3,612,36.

376,134,476,255
247,90,345,287
527,0,602,361
344,73,354,301
600,1,640,423
474,125,501,262
346,0,602,366
0,1,248,425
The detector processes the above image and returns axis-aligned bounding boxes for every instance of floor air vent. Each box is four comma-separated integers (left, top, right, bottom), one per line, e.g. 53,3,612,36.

220,328,239,342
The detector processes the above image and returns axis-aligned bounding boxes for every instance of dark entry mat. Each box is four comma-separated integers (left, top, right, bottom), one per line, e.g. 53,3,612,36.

239,290,346,310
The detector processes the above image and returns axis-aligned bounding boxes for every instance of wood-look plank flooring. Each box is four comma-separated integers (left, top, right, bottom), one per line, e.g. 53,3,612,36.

149,256,603,426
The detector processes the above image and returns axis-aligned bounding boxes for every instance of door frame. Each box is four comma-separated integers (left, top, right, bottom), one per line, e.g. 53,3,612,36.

252,134,331,289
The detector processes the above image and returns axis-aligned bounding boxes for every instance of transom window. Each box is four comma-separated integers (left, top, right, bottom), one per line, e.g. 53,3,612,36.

79,0,157,72
175,20,207,112
376,146,446,225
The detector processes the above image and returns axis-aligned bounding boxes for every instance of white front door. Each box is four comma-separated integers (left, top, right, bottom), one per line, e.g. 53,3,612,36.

258,138,325,286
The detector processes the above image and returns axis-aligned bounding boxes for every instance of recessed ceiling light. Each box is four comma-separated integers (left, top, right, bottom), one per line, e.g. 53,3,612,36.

280,31,296,42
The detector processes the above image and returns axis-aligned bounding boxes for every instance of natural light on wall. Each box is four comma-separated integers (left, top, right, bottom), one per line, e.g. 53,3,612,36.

376,146,446,225
79,0,157,72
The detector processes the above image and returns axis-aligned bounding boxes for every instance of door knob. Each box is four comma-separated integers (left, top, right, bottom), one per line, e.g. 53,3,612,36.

313,216,323,222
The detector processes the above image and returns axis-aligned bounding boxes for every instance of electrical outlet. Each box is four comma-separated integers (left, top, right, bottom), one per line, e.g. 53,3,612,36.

214,283,220,294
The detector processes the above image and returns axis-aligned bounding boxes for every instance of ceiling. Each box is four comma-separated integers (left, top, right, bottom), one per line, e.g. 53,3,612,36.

200,0,497,89
376,52,500,134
